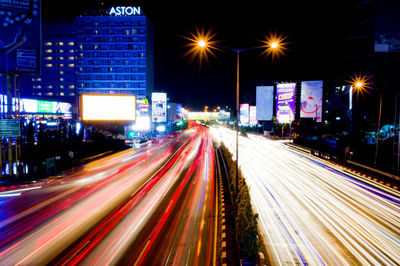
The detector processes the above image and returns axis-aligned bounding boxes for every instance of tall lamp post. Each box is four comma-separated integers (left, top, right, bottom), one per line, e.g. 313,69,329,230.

351,75,382,168
188,30,285,196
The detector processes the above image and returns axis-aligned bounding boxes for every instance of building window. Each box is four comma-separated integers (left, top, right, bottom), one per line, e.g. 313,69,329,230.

38,92,42,96
68,93,75,96
59,50,64,53
45,56,52,60
68,42,74,46
59,64,64,67
58,42,64,46
44,42,52,46
45,49,53,53
68,64,74,67
47,92,53,96
60,71,64,75
45,64,53,67
68,56,74,60
60,92,64,96
68,85,75,89
60,78,64,82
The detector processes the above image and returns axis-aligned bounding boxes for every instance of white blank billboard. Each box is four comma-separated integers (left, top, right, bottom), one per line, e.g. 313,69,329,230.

256,86,274,121
81,95,136,121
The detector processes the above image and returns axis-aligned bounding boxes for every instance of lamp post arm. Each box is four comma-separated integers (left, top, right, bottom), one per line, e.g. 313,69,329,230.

210,44,266,54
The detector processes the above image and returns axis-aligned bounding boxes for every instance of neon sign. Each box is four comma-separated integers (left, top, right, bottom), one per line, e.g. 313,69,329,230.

109,6,141,16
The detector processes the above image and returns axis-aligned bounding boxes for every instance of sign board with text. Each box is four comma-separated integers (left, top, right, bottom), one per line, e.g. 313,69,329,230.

0,119,20,137
0,0,41,73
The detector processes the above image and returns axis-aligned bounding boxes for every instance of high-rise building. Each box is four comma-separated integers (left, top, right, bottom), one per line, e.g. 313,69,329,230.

21,20,77,103
21,6,154,107
74,7,154,100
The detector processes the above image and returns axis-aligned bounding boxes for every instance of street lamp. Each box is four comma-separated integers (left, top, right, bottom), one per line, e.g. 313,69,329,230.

350,74,381,168
189,29,286,196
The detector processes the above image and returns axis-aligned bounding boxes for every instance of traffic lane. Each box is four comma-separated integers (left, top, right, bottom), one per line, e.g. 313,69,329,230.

248,134,400,265
0,131,196,265
216,128,400,265
117,128,217,265
0,133,189,225
54,130,201,265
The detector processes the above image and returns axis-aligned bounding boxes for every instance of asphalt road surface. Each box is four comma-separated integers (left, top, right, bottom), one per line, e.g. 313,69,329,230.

0,124,217,265
213,127,400,265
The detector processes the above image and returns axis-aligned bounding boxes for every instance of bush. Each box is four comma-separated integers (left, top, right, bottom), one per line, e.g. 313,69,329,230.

220,142,260,260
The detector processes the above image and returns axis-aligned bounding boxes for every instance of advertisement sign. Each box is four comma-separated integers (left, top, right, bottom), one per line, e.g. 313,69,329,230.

256,86,274,121
0,119,20,137
0,0,41,73
187,112,218,121
249,106,257,125
81,95,136,121
1,95,72,115
276,83,296,124
300,80,323,122
152,92,167,122
239,104,249,125
137,98,149,114
218,111,230,121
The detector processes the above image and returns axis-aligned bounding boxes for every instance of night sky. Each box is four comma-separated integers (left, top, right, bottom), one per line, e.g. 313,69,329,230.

43,0,356,110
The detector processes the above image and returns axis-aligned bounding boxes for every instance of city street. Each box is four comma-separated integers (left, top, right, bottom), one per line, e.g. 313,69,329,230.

215,127,400,265
0,125,217,265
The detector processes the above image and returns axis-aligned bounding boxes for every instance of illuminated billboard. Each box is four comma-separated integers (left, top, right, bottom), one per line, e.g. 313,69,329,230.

152,93,167,122
276,83,296,124
256,86,274,121
1,95,72,115
81,95,136,121
187,112,218,121
300,81,323,122
0,0,41,73
249,106,257,125
239,104,249,125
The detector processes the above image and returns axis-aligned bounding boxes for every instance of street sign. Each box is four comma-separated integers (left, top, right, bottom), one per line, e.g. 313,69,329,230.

0,119,21,137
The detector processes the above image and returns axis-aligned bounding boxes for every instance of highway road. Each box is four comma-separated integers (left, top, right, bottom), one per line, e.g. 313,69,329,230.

0,124,217,265
214,127,400,265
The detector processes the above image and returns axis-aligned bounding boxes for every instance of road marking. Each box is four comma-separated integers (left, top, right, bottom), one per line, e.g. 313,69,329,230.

134,240,150,266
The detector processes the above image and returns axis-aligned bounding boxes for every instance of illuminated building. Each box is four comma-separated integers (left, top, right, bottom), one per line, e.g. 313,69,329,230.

23,20,77,103
75,7,154,100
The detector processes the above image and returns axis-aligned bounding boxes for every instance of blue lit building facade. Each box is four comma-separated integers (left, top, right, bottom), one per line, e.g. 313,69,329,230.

74,10,154,100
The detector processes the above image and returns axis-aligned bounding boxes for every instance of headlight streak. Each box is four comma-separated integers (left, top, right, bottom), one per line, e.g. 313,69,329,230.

219,126,400,265
0,132,193,265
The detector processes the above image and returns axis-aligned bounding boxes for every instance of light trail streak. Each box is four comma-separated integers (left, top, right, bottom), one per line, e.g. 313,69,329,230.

214,127,400,265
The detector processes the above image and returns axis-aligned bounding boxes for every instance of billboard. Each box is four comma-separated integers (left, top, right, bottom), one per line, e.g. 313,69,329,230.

276,83,296,124
218,111,230,121
81,95,136,121
187,112,218,121
1,94,72,115
152,92,167,122
239,104,249,125
300,80,323,122
256,86,274,121
249,106,257,125
0,0,41,73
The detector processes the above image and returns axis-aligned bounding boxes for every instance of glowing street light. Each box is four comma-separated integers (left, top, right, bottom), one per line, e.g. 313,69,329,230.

185,28,287,197
349,74,381,167
198,39,206,48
